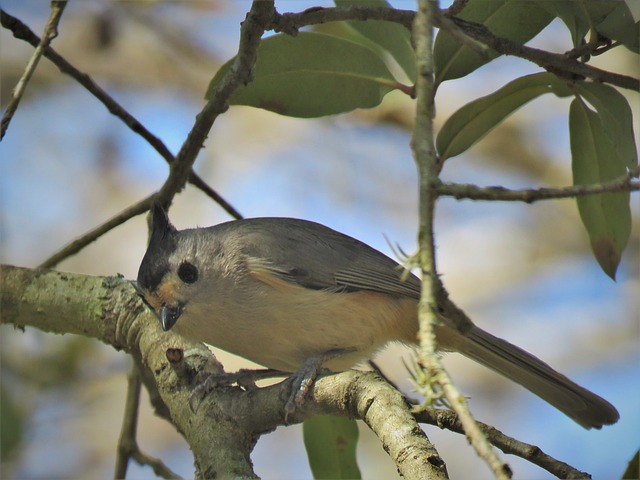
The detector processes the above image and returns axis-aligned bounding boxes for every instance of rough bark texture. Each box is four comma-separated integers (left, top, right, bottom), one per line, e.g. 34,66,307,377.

1,264,446,479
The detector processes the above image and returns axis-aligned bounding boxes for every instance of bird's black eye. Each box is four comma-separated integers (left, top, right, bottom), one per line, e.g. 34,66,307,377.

178,261,198,284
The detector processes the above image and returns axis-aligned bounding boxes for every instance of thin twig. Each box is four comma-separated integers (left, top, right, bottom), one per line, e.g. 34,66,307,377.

412,1,512,479
3,7,243,268
273,5,415,34
414,408,591,479
115,364,181,479
37,185,244,268
1,1,67,140
271,6,639,92
38,195,155,269
0,8,242,220
441,13,639,92
437,167,640,203
435,10,491,59
154,0,276,208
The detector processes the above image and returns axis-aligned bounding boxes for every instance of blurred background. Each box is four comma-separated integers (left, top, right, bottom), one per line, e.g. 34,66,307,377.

1,1,638,479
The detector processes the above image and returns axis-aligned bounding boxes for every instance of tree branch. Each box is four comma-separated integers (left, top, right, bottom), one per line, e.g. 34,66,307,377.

273,5,414,34
115,364,181,479
298,371,449,480
0,265,445,479
413,408,591,479
412,2,512,478
0,265,261,478
0,8,242,220
1,1,68,140
154,0,276,208
0,264,596,479
441,14,639,92
38,194,154,269
436,167,640,203
270,6,639,92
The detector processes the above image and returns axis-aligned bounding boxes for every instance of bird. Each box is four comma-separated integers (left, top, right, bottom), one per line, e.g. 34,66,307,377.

136,204,619,429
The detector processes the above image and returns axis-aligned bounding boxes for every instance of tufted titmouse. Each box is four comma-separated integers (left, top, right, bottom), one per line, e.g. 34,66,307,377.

136,205,619,429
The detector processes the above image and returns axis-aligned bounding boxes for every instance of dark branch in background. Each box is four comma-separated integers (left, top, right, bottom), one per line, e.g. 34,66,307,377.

0,8,243,221
273,5,415,33
38,195,153,269
413,408,591,479
115,365,181,480
437,166,640,203
272,6,638,92
153,0,276,208
33,0,280,269
2,7,242,269
445,0,470,17
442,14,639,92
1,1,68,140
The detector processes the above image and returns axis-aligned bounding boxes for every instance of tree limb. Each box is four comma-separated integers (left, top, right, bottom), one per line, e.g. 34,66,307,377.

436,167,640,203
271,6,639,92
38,195,155,269
1,264,595,479
0,8,242,220
441,14,639,92
0,264,445,479
413,408,591,479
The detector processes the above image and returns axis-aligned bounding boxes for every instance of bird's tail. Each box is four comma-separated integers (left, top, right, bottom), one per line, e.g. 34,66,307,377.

455,326,619,429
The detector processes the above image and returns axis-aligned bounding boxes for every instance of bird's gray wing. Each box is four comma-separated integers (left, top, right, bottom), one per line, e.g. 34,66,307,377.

229,218,421,299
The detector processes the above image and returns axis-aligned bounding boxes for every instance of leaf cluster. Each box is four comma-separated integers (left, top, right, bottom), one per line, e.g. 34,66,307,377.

207,0,638,279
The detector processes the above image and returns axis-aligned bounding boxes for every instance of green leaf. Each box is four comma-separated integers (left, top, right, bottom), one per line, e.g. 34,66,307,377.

569,97,631,280
537,1,638,51
595,1,639,53
575,82,638,169
537,0,590,47
334,0,416,81
206,32,399,118
303,416,361,479
434,0,554,83
437,72,573,160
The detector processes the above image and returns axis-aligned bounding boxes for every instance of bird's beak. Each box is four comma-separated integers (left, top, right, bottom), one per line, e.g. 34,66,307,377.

160,303,184,331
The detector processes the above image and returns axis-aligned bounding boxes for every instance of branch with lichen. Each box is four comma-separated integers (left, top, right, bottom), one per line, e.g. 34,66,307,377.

0,264,596,479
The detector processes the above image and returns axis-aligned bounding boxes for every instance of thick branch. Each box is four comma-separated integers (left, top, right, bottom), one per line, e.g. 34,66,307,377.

296,371,448,480
0,266,258,478
0,264,443,479
0,264,594,478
